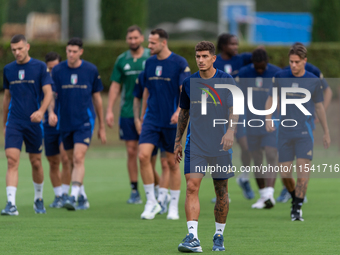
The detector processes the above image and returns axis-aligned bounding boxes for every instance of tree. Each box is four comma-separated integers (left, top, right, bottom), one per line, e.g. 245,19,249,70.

312,0,340,42
101,0,147,40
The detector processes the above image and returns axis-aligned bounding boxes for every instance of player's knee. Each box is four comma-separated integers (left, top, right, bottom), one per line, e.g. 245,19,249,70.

265,150,277,164
160,158,169,171
73,152,85,166
138,151,150,164
30,157,42,171
127,146,138,158
61,153,69,167
186,180,200,195
7,156,19,170
48,157,60,171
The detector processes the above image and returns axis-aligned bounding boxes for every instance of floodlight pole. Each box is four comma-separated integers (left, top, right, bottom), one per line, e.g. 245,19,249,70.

61,0,69,41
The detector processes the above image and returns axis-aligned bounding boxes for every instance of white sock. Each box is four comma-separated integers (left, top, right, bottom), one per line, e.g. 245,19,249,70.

6,186,17,205
259,188,267,198
53,186,62,197
62,184,70,195
70,185,80,201
169,190,180,212
33,182,44,201
215,222,226,235
266,187,274,197
187,221,198,239
154,185,160,199
143,184,157,203
79,185,87,199
157,187,168,204
239,171,249,181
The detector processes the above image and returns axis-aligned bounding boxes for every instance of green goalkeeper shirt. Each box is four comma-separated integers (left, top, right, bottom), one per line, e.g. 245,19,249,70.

110,48,150,118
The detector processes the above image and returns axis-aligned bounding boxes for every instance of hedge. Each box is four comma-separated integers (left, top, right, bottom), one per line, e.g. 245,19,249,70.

0,41,339,94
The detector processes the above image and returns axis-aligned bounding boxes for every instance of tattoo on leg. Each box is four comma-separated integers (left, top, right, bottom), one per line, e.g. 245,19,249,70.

213,179,229,223
295,178,308,198
72,181,82,186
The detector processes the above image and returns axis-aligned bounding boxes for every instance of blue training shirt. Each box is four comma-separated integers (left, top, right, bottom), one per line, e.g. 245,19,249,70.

143,53,190,129
237,63,281,136
181,69,235,157
270,69,323,137
52,60,103,132
3,58,53,125
213,53,252,77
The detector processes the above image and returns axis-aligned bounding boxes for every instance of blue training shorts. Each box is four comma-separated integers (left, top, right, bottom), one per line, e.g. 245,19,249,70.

119,117,139,141
5,121,43,153
139,123,176,153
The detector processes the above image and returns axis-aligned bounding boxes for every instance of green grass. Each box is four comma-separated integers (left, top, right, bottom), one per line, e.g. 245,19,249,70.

0,146,339,254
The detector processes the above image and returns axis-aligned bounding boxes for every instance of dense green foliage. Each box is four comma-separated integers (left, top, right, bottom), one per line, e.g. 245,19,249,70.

101,0,147,40
0,0,83,38
1,41,339,94
312,0,340,42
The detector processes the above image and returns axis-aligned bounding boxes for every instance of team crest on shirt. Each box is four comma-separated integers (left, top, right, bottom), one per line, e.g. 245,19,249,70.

123,63,131,70
155,66,162,76
18,70,25,80
224,64,232,74
292,82,299,88
255,77,263,87
71,74,78,85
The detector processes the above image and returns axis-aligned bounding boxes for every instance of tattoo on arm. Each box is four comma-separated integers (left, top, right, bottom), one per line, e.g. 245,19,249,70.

175,109,189,143
228,106,239,131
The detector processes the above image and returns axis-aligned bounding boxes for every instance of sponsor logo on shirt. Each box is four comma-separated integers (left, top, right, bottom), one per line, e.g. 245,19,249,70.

155,66,162,76
255,77,263,88
71,74,78,85
224,64,232,74
123,63,131,70
184,66,191,72
18,70,25,80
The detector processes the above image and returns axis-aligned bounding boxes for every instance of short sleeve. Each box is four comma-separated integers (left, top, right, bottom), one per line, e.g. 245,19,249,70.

110,58,122,83
92,67,104,93
178,58,191,86
133,72,145,99
40,63,53,87
179,80,190,109
3,68,9,90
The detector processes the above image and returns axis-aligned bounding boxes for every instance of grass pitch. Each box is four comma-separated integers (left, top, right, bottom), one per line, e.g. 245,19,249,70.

0,146,339,254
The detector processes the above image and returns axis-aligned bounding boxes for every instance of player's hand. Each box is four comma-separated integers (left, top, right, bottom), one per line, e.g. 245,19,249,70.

220,129,234,151
106,111,114,128
30,110,43,123
98,126,106,144
174,141,183,163
48,112,58,127
134,118,142,135
170,111,179,124
323,132,331,149
265,119,276,133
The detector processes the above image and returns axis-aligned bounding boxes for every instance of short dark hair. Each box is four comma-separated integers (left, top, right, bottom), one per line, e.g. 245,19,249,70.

195,41,215,56
11,34,27,44
289,43,307,59
150,28,168,40
217,33,236,52
67,37,83,48
127,25,142,34
45,52,62,63
252,48,268,63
